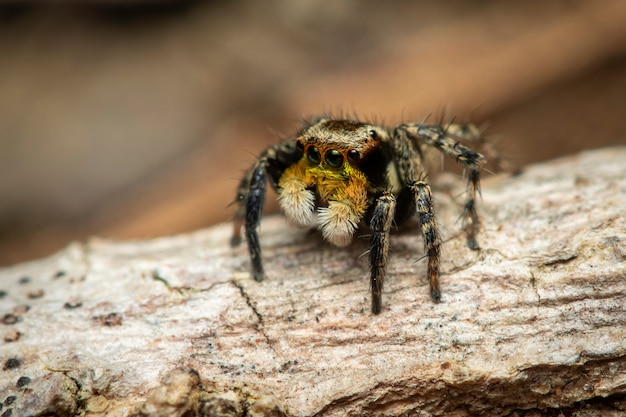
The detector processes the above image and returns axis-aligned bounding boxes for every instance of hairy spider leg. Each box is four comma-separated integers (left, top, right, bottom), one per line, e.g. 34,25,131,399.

244,162,267,281
409,181,442,302
369,191,397,314
231,152,272,282
400,123,485,250
391,127,443,303
232,140,304,282
446,122,510,172
444,121,482,142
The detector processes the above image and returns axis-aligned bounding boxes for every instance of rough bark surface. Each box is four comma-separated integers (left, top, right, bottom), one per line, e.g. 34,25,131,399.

1,147,625,417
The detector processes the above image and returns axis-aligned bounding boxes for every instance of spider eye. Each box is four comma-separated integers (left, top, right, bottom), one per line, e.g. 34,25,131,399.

368,129,377,140
307,146,321,164
347,149,360,162
325,149,344,168
296,140,304,152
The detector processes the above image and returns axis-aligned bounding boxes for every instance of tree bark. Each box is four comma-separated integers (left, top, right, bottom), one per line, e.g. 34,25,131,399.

1,147,625,417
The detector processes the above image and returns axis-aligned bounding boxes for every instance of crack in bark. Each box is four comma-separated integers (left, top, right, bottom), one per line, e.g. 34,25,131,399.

151,269,175,290
150,269,192,296
230,280,276,353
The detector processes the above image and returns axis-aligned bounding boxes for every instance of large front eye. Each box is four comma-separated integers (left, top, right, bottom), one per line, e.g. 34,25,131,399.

307,146,321,164
325,149,344,168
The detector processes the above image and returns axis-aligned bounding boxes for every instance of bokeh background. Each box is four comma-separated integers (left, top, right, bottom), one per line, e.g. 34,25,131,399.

1,0,625,266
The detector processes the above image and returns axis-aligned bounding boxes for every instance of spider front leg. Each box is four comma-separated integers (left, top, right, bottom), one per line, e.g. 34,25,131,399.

232,159,268,282
369,191,397,314
400,123,486,249
232,140,303,282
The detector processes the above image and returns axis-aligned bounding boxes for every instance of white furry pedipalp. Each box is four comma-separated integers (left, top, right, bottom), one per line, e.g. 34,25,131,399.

317,201,360,247
278,179,316,226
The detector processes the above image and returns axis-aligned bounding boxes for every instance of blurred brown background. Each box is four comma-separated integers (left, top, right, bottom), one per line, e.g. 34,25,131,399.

1,0,625,266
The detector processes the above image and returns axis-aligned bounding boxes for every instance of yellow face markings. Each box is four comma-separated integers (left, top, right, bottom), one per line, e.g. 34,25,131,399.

280,154,367,204
278,132,378,245
277,151,371,241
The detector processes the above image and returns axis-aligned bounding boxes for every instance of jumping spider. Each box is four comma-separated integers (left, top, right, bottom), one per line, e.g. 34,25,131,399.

231,117,486,314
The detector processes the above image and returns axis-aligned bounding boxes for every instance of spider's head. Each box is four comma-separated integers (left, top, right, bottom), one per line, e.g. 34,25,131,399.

296,118,383,174
276,118,385,242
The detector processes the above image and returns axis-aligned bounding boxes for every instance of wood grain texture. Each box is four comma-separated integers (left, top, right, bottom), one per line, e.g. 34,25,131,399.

1,147,625,416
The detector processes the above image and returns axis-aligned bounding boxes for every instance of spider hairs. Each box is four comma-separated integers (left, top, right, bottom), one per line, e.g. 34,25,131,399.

231,116,486,314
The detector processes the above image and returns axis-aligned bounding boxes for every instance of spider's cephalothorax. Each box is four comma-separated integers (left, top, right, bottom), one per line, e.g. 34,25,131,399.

231,117,486,314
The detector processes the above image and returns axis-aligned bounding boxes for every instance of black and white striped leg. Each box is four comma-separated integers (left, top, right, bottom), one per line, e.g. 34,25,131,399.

399,123,485,251
369,192,396,314
409,180,442,302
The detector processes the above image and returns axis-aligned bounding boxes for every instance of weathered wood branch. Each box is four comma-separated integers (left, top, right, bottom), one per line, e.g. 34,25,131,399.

1,147,625,416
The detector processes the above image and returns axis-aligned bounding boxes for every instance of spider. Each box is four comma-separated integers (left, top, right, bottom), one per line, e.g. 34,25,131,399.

231,116,486,314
